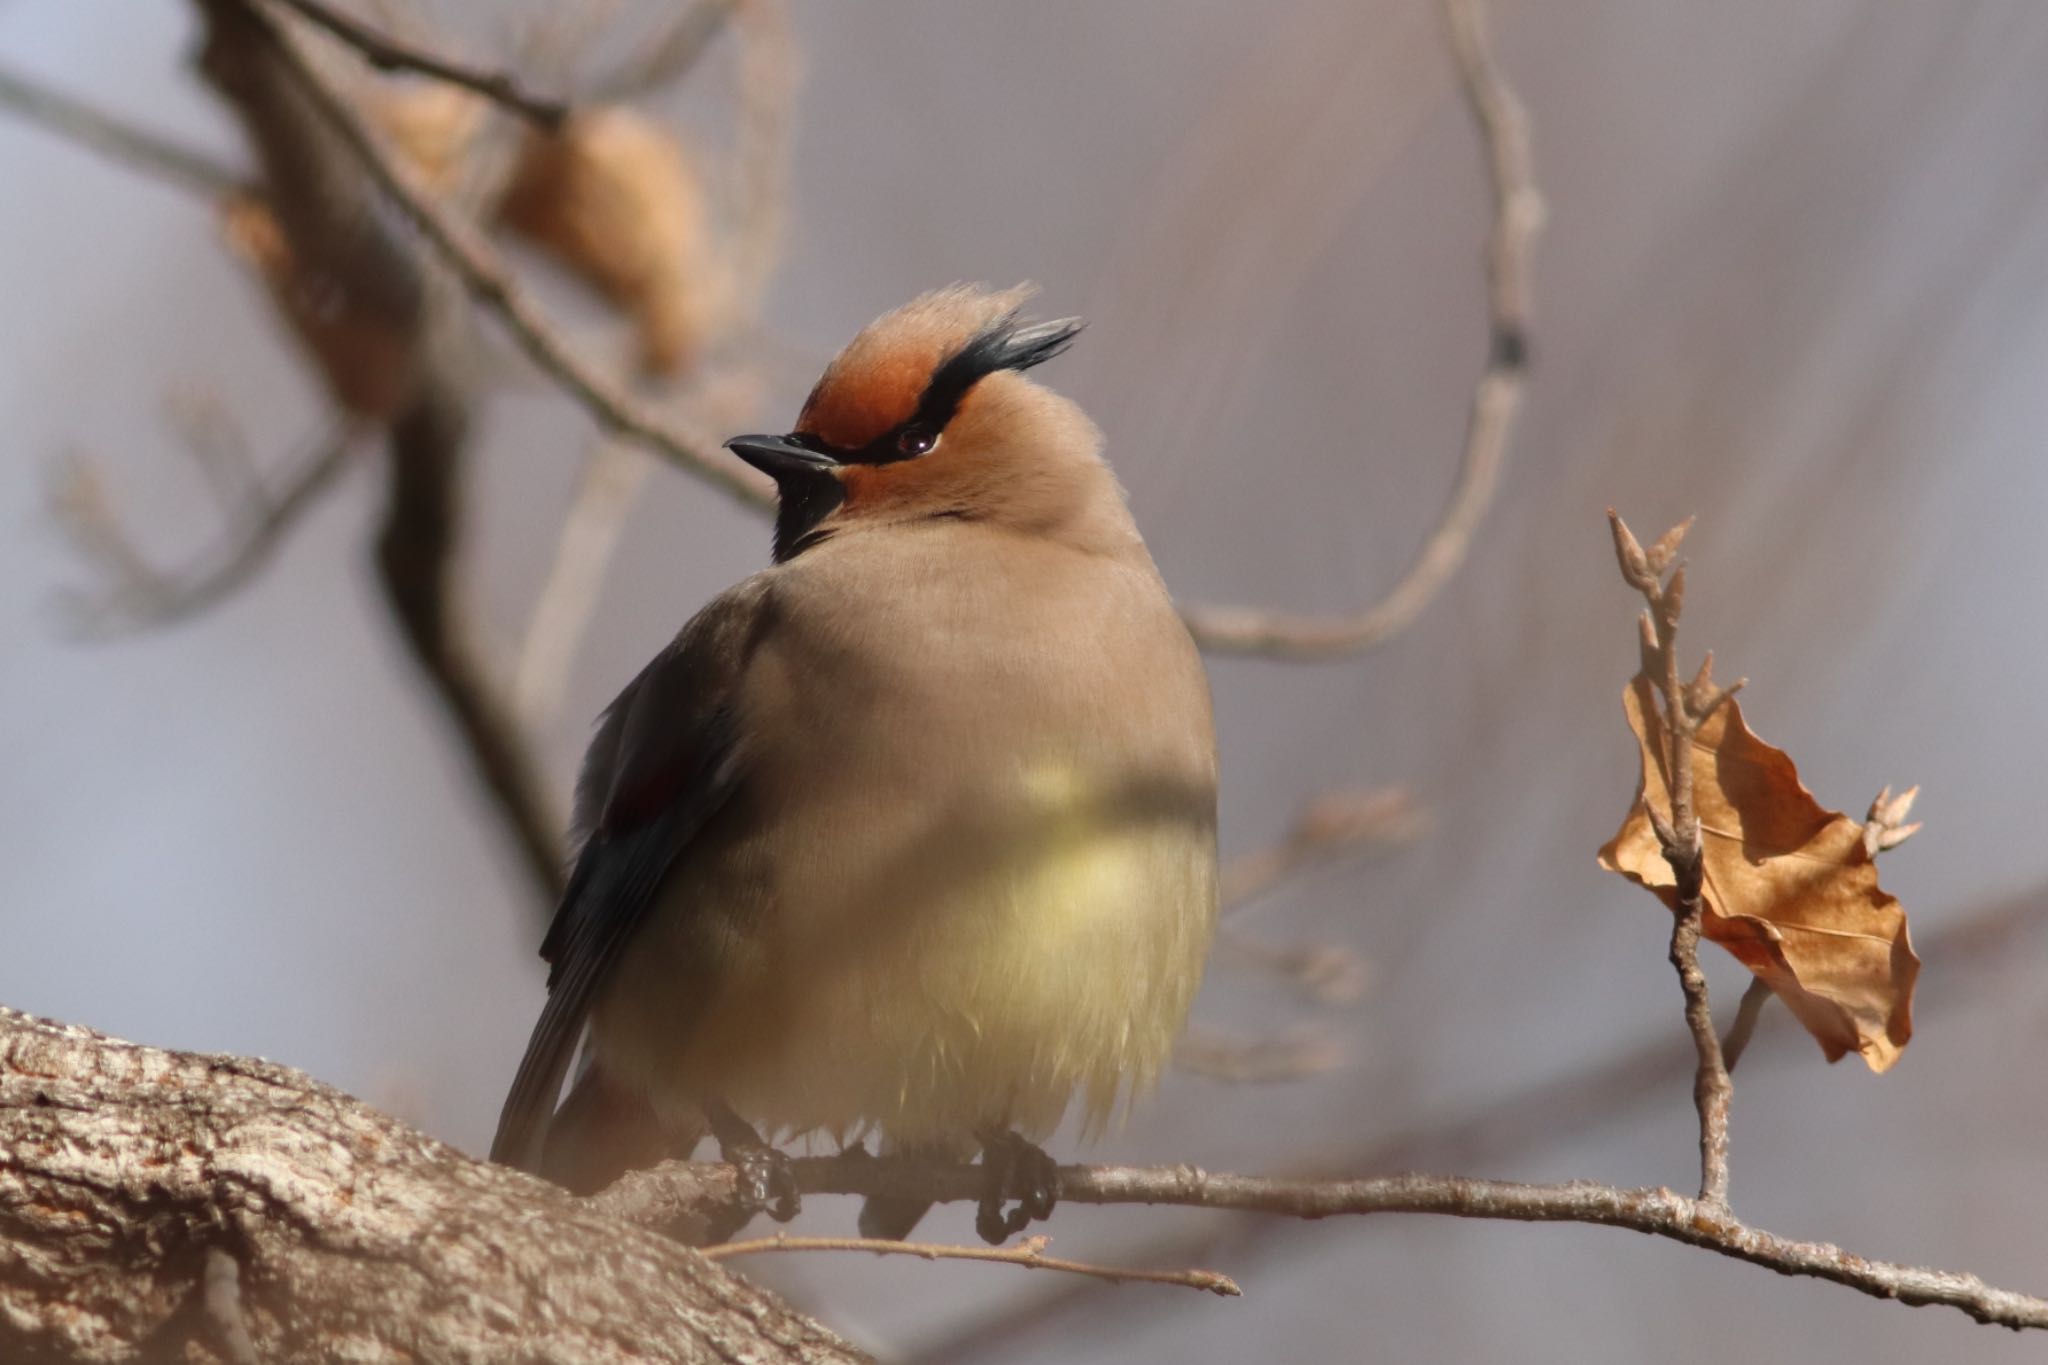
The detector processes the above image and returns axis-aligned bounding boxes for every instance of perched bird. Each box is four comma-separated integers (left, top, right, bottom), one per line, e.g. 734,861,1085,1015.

491,284,1218,1242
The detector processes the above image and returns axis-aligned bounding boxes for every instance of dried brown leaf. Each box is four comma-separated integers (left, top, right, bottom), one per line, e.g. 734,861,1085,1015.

498,107,714,377
1598,675,1919,1072
219,193,414,419
370,83,485,191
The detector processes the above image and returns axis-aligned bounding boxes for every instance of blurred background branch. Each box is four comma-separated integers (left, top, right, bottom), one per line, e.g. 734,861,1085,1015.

0,61,244,197
1176,0,1539,659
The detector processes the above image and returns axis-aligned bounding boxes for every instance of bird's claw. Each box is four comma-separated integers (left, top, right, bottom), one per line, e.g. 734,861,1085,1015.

728,1142,800,1223
709,1102,800,1223
975,1131,1060,1245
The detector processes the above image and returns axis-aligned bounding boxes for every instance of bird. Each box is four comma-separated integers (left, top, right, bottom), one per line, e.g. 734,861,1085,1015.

490,283,1219,1243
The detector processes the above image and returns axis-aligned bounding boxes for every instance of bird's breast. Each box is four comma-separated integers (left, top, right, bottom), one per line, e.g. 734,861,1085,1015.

597,528,1219,1145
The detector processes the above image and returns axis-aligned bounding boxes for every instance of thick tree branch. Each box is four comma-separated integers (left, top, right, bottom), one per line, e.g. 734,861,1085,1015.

377,388,568,898
1176,0,1540,659
0,1007,863,1364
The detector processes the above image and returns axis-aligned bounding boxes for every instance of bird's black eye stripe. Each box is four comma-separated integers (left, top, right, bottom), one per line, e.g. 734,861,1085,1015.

913,311,1084,436
803,311,1085,468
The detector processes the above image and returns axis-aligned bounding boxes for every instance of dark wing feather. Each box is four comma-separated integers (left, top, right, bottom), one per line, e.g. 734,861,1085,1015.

490,586,764,1171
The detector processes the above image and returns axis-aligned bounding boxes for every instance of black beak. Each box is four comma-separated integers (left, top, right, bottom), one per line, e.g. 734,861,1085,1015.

725,433,841,482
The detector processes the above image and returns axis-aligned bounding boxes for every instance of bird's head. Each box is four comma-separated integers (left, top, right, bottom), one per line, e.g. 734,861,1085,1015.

726,284,1129,562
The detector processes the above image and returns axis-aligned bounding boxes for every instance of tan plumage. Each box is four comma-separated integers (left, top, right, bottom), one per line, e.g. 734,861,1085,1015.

493,285,1218,1236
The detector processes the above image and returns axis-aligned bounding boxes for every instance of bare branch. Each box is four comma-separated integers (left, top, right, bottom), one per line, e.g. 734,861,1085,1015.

1177,0,1540,659
1220,786,1425,913
0,63,245,199
703,1232,1241,1298
1212,931,1372,1007
514,360,770,723
375,390,568,899
1608,508,1732,1209
513,439,651,723
51,423,357,635
915,881,2048,1362
601,1155,2048,1333
195,0,567,903
1174,1026,1345,1084
222,0,771,510
270,0,569,128
587,0,743,102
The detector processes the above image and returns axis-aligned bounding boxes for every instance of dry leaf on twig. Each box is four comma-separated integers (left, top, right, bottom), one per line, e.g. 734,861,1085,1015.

499,107,713,377
1598,675,1919,1072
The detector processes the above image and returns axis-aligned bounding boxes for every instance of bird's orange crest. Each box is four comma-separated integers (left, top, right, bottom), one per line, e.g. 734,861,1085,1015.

796,285,1035,450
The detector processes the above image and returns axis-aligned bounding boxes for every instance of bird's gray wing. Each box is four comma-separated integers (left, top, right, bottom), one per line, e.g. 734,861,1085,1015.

490,586,765,1172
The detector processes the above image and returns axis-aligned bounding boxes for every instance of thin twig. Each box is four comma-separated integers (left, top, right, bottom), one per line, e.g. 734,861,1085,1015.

270,0,568,128
912,882,2048,1363
585,0,742,102
512,439,651,723
702,1231,1240,1297
1175,1027,1344,1084
0,64,245,199
597,1156,2048,1332
1608,508,1733,1209
1220,787,1424,914
1177,0,1540,659
1720,977,1772,1074
233,0,772,511
1212,931,1371,1007
51,426,357,635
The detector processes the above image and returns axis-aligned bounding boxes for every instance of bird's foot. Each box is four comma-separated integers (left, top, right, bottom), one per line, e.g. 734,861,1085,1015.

974,1130,1061,1245
708,1102,800,1223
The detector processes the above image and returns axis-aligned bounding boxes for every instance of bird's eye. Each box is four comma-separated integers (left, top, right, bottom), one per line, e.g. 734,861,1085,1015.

896,427,938,457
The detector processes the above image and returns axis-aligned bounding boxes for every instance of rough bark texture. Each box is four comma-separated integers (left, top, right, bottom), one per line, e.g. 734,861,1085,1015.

0,1007,865,1364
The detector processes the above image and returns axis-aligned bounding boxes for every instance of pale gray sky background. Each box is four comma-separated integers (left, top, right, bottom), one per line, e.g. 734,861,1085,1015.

5,2,2048,1361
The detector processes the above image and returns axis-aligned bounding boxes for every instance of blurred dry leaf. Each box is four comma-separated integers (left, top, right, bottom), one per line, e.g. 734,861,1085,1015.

219,192,414,419
369,82,486,191
499,107,713,376
1598,675,1920,1072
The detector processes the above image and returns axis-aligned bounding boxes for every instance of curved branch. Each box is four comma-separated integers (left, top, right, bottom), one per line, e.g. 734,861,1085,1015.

1177,0,1541,659
271,0,569,128
230,0,1516,669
